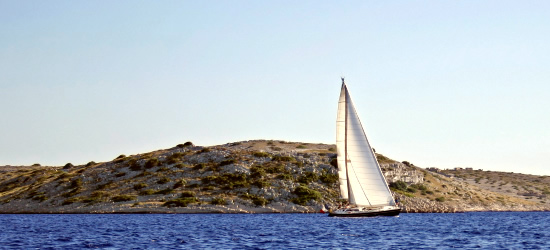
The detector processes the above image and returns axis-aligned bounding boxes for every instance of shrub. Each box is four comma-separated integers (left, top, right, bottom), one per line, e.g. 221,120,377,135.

114,154,126,163
435,197,446,202
252,196,268,206
32,194,48,202
177,141,194,147
112,195,137,202
70,179,83,189
400,191,414,198
63,163,74,169
296,145,307,149
156,167,170,172
252,180,270,188
62,197,80,205
223,180,249,189
272,155,295,162
166,152,184,164
32,163,41,167
239,193,253,200
157,177,171,184
90,191,108,198
219,159,237,166
198,148,211,154
410,183,428,191
238,193,268,206
85,161,96,167
328,148,336,152
136,171,151,177
211,197,227,205
201,173,248,188
206,165,221,172
174,163,187,169
144,158,159,169
133,183,148,190
208,173,250,189
291,185,321,205
298,172,319,184
96,181,113,190
163,197,198,207
253,152,270,158
277,173,293,181
155,188,174,195
128,159,142,171
389,181,408,192
173,179,187,189
226,173,247,182
320,173,338,185
180,191,195,198
373,154,389,163
81,197,100,204
265,164,285,174
201,176,219,185
250,166,266,179
193,163,206,170
139,189,156,195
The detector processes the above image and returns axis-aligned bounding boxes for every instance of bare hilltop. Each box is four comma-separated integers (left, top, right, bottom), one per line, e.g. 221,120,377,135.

1,140,549,213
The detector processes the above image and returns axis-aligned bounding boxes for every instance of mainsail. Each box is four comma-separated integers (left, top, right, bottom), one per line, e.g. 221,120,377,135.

336,80,396,207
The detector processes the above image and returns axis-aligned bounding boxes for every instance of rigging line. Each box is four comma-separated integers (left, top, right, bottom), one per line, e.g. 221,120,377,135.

343,83,352,203
347,156,372,206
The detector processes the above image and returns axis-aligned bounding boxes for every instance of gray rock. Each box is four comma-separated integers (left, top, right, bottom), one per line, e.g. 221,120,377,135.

220,164,250,175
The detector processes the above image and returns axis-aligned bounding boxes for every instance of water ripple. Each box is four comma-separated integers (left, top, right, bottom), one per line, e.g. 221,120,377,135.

1,212,550,248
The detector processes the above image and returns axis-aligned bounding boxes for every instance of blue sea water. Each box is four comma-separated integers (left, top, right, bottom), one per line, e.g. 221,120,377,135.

0,212,549,249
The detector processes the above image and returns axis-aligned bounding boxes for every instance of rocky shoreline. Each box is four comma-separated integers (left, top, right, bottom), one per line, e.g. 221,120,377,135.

1,140,549,214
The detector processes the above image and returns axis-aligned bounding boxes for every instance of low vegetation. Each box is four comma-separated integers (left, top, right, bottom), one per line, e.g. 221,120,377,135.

1,140,548,214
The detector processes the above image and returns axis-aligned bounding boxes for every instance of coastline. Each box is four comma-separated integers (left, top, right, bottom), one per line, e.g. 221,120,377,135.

2,140,550,215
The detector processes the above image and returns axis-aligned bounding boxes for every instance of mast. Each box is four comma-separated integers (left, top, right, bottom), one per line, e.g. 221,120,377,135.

342,78,352,202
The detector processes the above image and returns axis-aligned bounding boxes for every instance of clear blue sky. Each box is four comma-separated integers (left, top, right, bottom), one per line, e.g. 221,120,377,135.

1,1,549,175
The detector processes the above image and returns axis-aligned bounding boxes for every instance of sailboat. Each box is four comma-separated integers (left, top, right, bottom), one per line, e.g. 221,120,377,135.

328,78,401,217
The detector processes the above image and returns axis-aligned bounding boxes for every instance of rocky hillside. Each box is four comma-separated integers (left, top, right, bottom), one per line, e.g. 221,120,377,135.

0,140,549,213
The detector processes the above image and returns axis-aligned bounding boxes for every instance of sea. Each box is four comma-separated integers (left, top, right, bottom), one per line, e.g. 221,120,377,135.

0,212,548,249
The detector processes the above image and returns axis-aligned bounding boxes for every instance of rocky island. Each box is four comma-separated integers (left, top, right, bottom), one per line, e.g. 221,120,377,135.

1,140,549,213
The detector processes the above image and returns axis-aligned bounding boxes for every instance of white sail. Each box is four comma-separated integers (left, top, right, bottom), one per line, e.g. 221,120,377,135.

336,85,348,199
336,82,396,207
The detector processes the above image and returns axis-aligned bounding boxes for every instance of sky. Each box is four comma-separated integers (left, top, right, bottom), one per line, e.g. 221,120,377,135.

1,1,549,175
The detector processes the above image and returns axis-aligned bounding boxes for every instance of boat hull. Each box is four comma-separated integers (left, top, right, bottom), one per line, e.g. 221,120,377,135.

328,208,401,217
